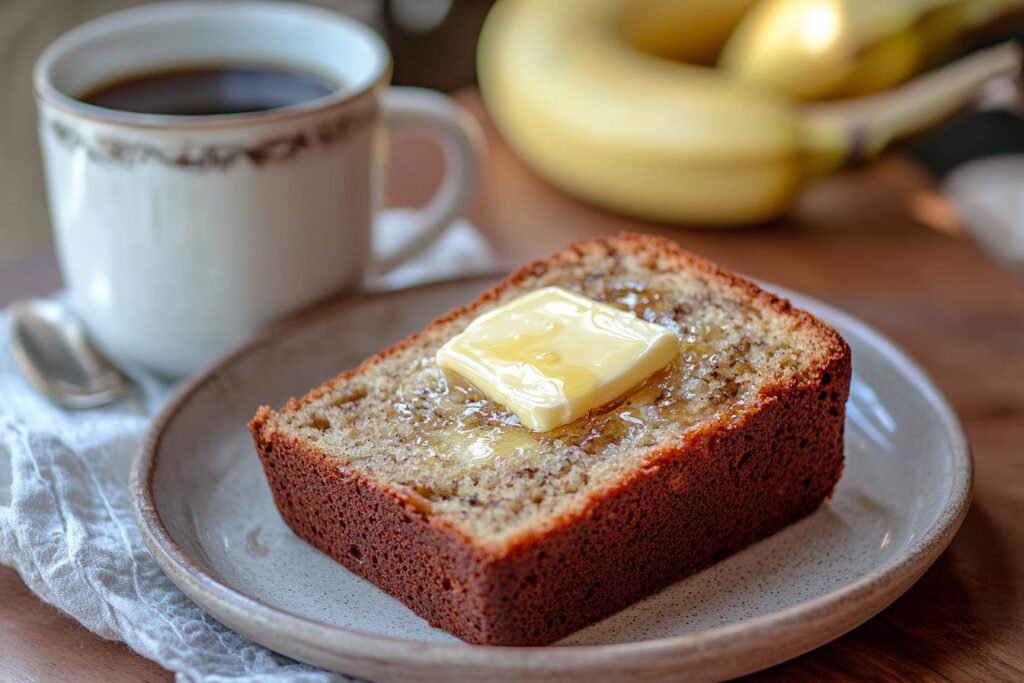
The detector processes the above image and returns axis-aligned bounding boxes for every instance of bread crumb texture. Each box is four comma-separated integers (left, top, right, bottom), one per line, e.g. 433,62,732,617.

254,235,846,550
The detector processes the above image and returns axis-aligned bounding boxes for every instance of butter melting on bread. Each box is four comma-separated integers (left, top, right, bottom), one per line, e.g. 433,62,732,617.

249,234,851,645
436,286,679,432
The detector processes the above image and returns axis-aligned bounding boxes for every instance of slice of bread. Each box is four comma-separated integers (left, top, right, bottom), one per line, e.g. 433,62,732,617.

250,234,850,645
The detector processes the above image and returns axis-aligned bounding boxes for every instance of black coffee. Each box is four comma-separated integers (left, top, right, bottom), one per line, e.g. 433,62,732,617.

81,65,340,116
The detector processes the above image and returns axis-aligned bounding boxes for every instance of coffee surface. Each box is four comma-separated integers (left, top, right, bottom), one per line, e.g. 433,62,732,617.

81,65,339,116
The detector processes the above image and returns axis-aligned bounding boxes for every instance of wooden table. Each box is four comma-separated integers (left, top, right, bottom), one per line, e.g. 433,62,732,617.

2,90,1022,682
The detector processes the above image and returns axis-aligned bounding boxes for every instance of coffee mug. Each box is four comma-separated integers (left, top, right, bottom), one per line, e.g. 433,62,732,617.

34,1,480,377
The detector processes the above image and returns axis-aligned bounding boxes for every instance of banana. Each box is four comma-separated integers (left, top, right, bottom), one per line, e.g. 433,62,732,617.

477,0,1020,225
719,0,1024,100
479,0,803,225
830,27,926,98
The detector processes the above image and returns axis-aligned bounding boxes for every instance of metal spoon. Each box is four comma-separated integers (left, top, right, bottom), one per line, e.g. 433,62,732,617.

10,299,134,409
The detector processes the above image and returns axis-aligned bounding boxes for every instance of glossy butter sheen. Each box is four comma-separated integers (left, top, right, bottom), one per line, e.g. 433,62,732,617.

435,287,678,431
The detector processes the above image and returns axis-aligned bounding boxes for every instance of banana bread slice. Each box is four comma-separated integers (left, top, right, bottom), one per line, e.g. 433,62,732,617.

249,234,850,645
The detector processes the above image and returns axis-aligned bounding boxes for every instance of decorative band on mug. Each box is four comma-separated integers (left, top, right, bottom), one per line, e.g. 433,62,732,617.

45,100,379,170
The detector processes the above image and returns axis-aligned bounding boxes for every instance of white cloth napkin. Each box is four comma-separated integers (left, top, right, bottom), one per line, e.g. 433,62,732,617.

0,220,494,682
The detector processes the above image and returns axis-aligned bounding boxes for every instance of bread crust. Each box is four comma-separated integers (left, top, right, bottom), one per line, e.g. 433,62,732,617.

250,233,851,645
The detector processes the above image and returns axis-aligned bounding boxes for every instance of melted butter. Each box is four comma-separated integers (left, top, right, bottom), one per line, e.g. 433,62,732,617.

423,426,540,465
395,280,758,468
436,287,678,431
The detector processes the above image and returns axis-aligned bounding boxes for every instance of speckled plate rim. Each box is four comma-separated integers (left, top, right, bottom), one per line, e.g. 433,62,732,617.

130,274,972,680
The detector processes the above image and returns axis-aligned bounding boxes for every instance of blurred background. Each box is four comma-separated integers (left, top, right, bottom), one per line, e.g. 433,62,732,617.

4,0,1024,275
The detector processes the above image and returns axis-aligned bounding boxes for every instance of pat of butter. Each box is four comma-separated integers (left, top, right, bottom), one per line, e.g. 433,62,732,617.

435,286,677,432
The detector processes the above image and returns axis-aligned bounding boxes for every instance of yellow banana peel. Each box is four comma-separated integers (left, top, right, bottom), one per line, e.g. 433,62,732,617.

719,0,1022,100
477,0,1022,225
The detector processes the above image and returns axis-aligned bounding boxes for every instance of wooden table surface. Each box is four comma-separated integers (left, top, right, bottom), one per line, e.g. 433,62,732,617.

2,90,1022,682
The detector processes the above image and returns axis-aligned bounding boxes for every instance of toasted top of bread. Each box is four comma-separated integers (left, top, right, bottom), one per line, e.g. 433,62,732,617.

251,234,848,552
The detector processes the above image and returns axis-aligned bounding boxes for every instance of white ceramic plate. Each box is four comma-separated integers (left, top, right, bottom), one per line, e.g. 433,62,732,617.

131,275,971,683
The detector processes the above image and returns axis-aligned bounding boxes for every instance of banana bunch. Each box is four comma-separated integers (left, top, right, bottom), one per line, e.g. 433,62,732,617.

477,0,1021,225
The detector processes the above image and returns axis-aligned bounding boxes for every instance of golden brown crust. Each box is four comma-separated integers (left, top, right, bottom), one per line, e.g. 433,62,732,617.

249,233,851,645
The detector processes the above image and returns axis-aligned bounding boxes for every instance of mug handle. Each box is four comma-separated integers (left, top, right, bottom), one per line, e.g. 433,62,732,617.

373,87,482,274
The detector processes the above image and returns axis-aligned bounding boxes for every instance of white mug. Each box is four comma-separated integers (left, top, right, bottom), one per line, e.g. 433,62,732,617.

34,1,480,377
